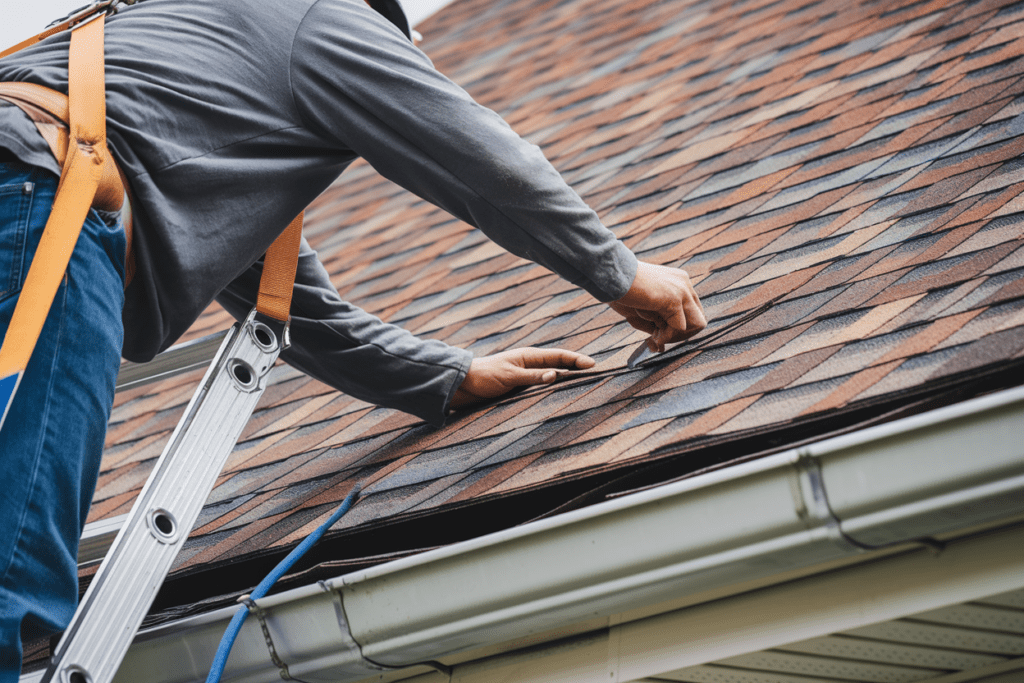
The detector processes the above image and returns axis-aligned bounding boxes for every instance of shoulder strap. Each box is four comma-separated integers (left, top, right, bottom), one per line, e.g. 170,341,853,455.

2,2,305,319
0,14,109,427
0,1,116,59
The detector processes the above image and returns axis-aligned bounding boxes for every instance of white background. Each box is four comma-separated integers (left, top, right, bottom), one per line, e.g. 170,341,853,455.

2,0,454,53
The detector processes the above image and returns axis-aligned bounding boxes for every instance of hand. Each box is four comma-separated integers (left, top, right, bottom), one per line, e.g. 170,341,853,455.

609,261,706,353
451,348,595,408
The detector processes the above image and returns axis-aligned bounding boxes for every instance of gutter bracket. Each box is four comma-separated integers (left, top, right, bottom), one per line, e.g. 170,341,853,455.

791,449,861,553
317,580,395,673
318,580,453,679
240,595,297,681
792,449,945,555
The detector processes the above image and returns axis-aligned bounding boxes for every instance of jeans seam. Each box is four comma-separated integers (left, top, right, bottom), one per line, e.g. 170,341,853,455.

16,180,34,294
0,279,68,594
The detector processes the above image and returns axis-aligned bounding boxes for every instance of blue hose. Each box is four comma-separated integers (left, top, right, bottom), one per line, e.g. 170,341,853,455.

205,484,360,683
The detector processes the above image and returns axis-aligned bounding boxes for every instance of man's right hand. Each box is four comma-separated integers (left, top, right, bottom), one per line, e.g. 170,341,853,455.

609,261,707,353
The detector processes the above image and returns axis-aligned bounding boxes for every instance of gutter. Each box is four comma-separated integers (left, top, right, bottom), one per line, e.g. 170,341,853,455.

77,384,1024,682
77,514,127,567
115,331,225,392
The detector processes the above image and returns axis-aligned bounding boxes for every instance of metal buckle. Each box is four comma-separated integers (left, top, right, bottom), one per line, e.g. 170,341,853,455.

47,0,116,29
108,0,142,13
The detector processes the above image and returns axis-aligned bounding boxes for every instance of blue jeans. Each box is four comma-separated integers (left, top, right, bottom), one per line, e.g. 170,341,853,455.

0,163,125,680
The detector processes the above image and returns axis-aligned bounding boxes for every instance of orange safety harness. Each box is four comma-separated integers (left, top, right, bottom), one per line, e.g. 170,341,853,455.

0,3,303,427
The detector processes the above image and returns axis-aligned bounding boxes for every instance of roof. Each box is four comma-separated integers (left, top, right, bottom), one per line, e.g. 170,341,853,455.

74,0,1024,637
88,386,1024,682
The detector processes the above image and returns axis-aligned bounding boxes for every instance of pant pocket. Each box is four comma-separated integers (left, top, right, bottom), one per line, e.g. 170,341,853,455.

0,179,33,303
0,166,59,305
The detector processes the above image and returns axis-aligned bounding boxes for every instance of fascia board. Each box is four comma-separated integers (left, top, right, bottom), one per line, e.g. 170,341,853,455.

105,384,1024,683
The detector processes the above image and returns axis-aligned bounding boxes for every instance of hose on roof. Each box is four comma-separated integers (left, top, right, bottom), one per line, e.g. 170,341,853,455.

205,484,361,683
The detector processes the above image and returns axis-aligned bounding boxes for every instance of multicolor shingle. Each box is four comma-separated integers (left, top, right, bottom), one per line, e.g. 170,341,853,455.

89,0,1024,605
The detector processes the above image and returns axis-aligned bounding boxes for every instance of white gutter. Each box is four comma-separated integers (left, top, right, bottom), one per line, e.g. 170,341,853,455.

77,514,128,567
97,384,1024,683
115,331,226,391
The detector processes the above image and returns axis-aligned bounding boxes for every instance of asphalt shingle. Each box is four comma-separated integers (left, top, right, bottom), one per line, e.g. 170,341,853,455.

91,0,1024,582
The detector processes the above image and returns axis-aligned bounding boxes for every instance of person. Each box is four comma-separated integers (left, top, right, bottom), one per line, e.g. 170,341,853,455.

0,0,706,675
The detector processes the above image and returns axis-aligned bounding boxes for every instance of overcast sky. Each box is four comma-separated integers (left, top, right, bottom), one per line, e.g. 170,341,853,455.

2,0,453,53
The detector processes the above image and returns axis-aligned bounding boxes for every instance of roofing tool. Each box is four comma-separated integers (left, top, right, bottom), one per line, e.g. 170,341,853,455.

625,298,779,369
627,341,657,368
0,7,312,681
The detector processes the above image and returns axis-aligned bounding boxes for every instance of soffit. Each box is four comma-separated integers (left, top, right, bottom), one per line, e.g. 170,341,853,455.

648,587,1024,683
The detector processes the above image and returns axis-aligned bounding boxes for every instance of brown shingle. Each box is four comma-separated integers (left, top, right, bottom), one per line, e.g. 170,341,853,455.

90,0,1024,584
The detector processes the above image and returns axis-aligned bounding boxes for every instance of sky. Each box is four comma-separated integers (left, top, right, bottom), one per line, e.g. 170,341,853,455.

1,0,454,53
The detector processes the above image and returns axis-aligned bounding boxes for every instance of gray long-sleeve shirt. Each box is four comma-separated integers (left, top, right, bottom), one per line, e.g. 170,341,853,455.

0,0,637,425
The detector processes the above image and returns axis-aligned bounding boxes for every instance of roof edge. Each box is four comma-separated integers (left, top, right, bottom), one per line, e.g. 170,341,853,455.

56,384,1024,683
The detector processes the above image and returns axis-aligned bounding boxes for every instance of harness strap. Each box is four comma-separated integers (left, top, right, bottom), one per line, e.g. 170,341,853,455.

0,1,117,60
257,212,304,322
0,15,108,423
0,82,136,281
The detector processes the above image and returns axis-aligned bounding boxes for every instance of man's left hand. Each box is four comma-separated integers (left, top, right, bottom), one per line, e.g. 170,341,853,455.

451,348,595,408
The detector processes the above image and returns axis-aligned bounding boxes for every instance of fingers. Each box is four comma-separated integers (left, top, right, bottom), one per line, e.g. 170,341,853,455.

683,290,707,335
509,347,596,371
505,366,560,387
659,299,688,342
504,349,594,387
452,347,598,409
612,260,708,348
609,302,659,336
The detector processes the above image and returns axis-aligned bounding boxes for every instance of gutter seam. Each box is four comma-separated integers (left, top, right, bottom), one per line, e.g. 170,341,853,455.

316,580,392,674
791,449,856,552
324,578,455,678
240,596,296,681
795,448,945,556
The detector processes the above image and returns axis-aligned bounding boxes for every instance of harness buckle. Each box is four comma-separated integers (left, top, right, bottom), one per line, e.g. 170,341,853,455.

46,1,117,29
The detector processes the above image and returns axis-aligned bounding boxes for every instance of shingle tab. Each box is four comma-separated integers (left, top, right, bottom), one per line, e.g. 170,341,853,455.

91,0,1024,594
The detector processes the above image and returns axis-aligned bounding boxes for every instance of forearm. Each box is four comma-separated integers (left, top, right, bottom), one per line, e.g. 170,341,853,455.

216,239,472,426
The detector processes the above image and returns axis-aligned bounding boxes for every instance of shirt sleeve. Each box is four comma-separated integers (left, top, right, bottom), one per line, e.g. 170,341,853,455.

215,237,473,427
288,0,638,303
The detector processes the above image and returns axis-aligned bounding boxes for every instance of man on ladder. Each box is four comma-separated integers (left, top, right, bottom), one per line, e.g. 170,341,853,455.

0,0,706,679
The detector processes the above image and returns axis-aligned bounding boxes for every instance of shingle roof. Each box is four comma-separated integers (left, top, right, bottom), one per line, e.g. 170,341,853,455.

94,0,1024,609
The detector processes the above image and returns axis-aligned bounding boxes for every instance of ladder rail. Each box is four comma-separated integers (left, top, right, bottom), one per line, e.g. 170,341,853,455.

43,309,288,683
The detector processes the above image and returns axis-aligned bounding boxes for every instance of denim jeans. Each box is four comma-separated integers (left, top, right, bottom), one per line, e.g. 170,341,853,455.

0,163,125,680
